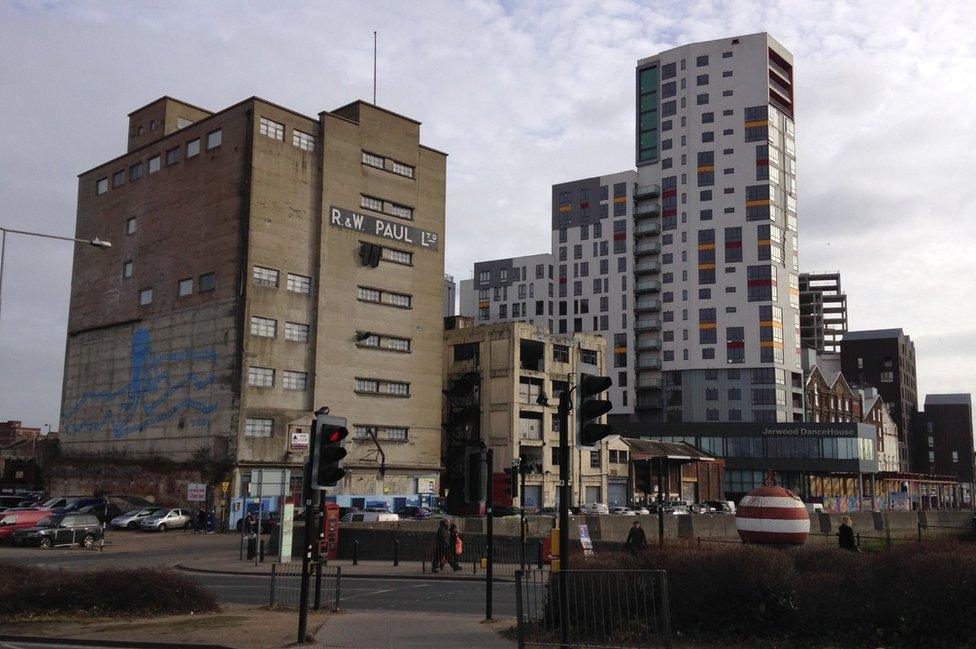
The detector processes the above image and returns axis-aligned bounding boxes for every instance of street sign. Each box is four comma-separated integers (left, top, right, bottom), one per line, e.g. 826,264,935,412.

578,523,594,557
279,502,295,563
187,483,207,502
418,477,436,494
248,469,291,498
290,430,310,450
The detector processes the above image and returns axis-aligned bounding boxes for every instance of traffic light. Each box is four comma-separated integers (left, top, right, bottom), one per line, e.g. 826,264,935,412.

502,466,518,501
465,448,486,502
311,414,348,489
577,373,613,448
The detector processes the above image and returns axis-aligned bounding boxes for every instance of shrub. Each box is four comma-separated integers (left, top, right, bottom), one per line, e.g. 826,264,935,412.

0,563,218,619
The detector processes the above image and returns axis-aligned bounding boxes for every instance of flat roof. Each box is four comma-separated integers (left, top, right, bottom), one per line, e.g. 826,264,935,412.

842,328,905,341
925,394,972,406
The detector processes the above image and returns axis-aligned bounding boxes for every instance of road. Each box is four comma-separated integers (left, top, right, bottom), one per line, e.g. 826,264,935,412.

189,572,519,616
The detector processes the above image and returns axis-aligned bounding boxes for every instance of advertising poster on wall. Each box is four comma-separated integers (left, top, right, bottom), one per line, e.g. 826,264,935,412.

889,492,911,511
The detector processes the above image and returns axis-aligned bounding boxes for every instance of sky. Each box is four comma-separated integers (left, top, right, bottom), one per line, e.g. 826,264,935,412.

1,0,975,429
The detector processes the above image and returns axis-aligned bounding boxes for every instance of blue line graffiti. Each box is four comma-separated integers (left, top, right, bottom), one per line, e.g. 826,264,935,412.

62,328,219,439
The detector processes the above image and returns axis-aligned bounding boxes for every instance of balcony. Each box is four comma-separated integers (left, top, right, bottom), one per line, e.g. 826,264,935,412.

634,240,661,256
636,355,663,370
634,202,661,218
636,396,664,410
634,317,662,332
634,221,660,237
636,337,662,351
634,184,661,199
634,260,661,275
634,279,661,294
635,298,661,312
636,376,664,390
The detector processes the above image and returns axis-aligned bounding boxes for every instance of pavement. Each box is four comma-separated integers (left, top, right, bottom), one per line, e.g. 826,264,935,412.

316,611,514,648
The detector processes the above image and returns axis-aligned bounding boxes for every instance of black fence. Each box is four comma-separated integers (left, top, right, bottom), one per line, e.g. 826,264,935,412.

268,561,341,610
515,569,672,649
421,538,547,575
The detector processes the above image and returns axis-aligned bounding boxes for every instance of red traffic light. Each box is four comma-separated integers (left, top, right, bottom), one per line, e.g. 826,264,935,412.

327,429,343,443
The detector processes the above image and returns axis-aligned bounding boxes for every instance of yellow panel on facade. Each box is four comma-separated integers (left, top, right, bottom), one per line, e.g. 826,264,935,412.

745,199,771,207
745,119,768,128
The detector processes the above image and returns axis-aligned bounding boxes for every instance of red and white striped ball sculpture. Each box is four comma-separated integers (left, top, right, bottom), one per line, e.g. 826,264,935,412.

735,484,810,545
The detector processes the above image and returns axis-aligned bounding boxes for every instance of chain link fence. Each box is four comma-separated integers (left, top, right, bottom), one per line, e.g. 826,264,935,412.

515,569,672,649
268,561,341,610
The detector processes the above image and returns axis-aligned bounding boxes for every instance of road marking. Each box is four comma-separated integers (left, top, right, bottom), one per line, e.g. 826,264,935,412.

340,583,430,602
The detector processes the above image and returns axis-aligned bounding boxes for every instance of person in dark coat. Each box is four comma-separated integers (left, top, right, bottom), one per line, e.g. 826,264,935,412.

624,520,648,557
434,520,451,572
838,515,860,551
196,508,207,534
449,523,461,571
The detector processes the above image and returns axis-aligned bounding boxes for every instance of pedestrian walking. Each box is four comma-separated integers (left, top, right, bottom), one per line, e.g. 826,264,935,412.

624,520,648,557
449,523,462,571
196,507,206,534
838,515,860,551
434,519,451,572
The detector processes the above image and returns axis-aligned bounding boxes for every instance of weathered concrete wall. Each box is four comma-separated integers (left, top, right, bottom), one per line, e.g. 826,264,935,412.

46,459,219,508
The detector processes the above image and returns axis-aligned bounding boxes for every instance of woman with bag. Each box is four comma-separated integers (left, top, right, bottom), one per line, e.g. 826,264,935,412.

450,522,462,572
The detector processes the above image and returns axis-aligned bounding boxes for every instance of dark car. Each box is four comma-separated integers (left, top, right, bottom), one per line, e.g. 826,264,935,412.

13,514,104,549
0,495,27,511
78,501,124,523
52,498,106,517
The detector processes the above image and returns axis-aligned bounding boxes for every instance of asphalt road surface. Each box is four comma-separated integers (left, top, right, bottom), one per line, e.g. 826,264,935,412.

189,572,519,616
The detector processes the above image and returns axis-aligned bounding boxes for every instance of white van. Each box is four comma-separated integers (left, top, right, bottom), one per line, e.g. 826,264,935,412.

579,502,610,515
340,511,399,523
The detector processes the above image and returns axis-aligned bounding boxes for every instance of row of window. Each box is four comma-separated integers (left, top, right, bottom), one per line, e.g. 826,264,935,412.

244,417,408,441
357,286,412,309
247,366,308,391
478,263,553,286
252,265,312,294
134,272,215,306
360,193,414,221
250,316,310,342
362,150,415,179
96,129,223,195
354,377,410,397
258,116,316,151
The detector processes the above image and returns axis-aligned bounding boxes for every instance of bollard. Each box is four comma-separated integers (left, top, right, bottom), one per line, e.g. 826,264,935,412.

393,539,399,567
353,539,359,565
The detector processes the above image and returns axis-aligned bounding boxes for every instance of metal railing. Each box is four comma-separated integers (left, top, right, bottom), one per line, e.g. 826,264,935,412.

269,561,341,610
423,538,547,576
515,569,672,649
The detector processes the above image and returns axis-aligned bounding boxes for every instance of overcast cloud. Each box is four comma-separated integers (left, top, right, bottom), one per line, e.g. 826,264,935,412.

1,0,974,428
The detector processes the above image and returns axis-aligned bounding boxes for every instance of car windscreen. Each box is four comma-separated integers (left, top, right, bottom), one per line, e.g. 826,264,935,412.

36,516,62,528
137,508,159,516
39,498,62,508
0,514,17,525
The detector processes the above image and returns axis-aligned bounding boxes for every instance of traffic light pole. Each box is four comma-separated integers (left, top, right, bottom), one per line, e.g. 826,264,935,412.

557,389,572,649
485,447,494,621
297,423,317,644
519,462,527,572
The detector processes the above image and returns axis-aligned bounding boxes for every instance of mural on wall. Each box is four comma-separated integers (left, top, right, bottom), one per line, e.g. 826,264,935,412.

63,328,219,439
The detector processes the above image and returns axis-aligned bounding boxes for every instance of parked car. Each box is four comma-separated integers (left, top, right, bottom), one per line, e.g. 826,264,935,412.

31,496,86,511
12,514,104,549
690,503,716,515
0,509,51,543
110,506,163,530
704,500,736,515
609,506,637,516
0,496,27,512
629,506,651,515
139,508,191,531
396,506,450,520
537,507,559,517
52,497,108,517
579,502,610,515
340,511,399,523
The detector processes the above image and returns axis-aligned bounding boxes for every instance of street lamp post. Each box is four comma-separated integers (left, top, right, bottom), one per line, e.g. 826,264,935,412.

0,226,111,327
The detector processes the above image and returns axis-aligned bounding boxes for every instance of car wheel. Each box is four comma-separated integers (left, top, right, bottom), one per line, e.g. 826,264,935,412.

81,534,95,549
158,523,167,532
39,537,53,549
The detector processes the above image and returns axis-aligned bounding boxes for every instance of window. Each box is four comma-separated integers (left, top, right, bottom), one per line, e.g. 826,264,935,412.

148,155,161,174
747,265,777,301
138,288,152,305
581,348,598,365
166,147,180,166
553,344,570,363
292,130,315,151
696,54,709,67
178,278,193,297
259,117,285,140
205,129,222,150
186,138,200,158
252,266,279,287
285,321,310,342
358,332,411,352
250,316,277,338
248,366,275,388
382,247,412,265
198,272,215,292
355,377,410,397
112,170,125,188
389,203,413,220
245,418,273,437
126,217,137,235
122,261,133,279
697,93,709,105
697,74,709,86
590,451,601,469
392,160,415,178
357,286,412,308
363,151,385,168
96,177,108,195
283,370,308,391
286,273,311,294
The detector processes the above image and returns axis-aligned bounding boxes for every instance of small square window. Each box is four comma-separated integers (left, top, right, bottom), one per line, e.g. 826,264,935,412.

259,117,285,140
95,178,108,195
283,370,308,391
286,273,311,294
139,288,152,305
129,163,143,181
252,265,279,287
122,261,133,278
198,272,215,292
148,155,161,173
166,147,180,166
112,170,125,188
126,217,137,235
292,130,315,151
248,366,275,388
178,278,193,297
186,138,200,158
206,129,222,150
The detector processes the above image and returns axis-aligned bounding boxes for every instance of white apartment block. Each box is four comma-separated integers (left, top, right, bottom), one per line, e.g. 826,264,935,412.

633,32,804,424
459,252,556,333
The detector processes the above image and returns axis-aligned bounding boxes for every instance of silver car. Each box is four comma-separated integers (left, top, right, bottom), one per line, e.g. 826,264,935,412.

110,506,162,529
139,508,191,531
